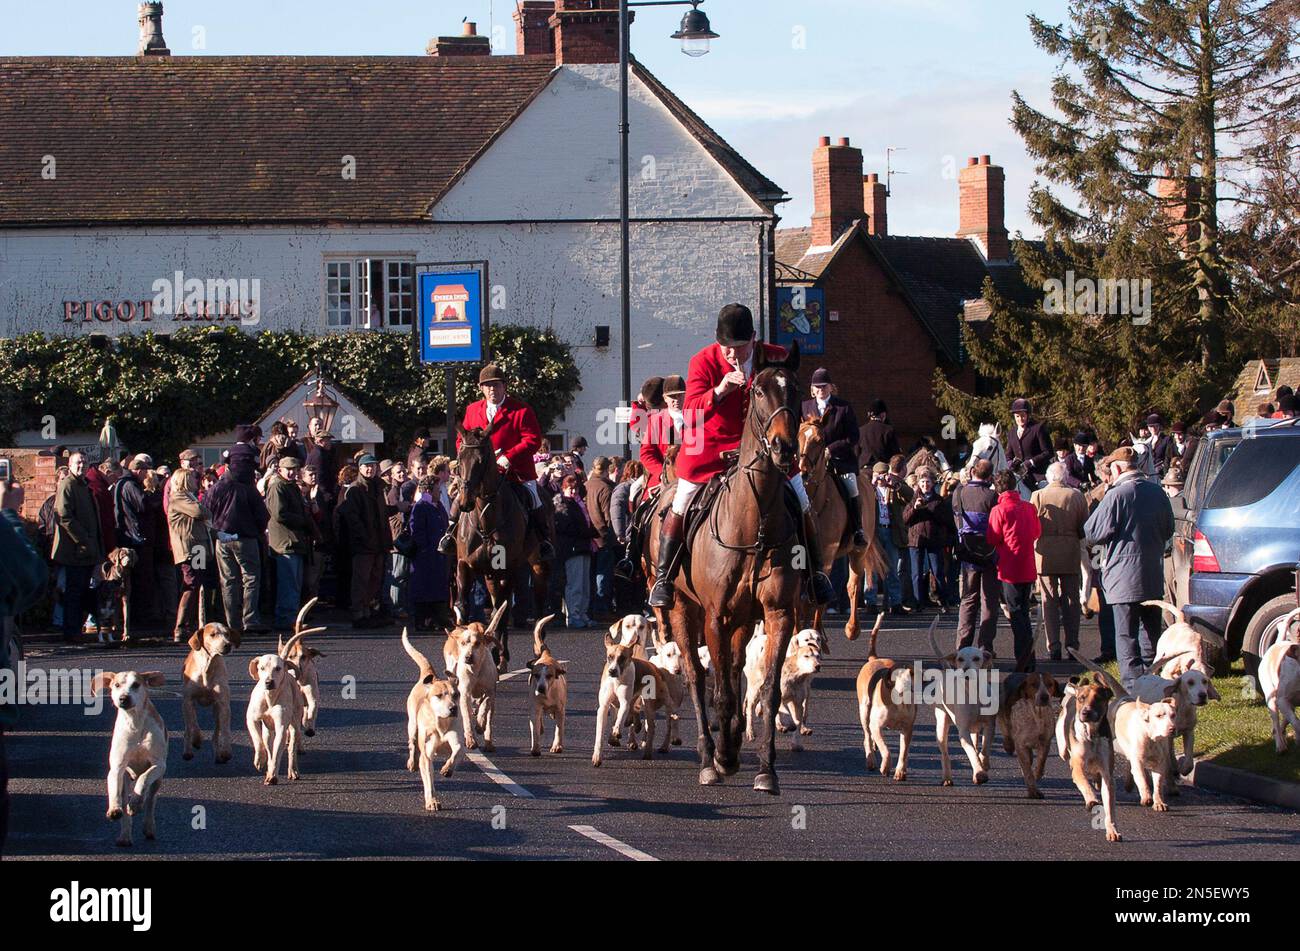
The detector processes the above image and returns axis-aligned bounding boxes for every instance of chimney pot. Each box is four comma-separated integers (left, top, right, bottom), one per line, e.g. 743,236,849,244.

137,1,170,57
463,21,477,36
818,136,831,147
811,136,864,246
958,155,1009,261
967,157,979,167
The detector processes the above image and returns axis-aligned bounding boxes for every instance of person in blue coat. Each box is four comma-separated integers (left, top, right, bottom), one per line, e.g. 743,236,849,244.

1084,446,1174,690
409,477,451,632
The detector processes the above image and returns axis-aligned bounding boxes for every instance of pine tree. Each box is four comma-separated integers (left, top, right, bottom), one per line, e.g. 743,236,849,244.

938,0,1300,444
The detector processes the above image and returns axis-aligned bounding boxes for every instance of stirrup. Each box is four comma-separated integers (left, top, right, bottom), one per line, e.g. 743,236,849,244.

807,570,833,605
648,574,675,608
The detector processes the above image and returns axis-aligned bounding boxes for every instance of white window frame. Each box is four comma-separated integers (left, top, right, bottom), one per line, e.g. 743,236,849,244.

323,254,416,330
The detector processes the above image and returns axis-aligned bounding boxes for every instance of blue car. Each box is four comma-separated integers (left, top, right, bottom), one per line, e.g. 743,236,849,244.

1170,419,1300,678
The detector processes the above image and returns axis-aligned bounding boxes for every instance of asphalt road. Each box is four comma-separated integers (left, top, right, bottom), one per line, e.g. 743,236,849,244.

7,608,1300,861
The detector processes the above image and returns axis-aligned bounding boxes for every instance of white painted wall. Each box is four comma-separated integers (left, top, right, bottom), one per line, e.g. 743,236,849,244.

433,64,768,222
0,64,775,451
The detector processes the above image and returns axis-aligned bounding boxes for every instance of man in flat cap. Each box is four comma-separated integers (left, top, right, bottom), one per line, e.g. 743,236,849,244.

440,363,553,559
646,303,833,607
1084,445,1174,690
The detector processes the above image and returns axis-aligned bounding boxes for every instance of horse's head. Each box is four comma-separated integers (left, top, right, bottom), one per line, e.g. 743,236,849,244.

797,414,827,478
748,342,801,470
454,418,503,507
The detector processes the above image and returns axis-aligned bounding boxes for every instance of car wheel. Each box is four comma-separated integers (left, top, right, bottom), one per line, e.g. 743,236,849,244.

1242,593,1298,690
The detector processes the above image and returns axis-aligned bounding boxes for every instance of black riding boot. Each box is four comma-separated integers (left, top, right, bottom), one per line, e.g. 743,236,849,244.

800,509,834,604
647,511,685,608
437,502,461,555
848,490,868,549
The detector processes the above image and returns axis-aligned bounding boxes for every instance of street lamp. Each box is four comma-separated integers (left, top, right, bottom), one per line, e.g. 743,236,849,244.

303,371,340,436
618,0,717,456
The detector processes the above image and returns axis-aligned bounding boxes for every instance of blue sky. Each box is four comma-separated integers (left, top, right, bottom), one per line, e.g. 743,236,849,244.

2,0,1075,237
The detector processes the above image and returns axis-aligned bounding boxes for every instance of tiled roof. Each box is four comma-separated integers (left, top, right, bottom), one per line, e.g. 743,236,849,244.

774,224,1039,364
0,55,784,227
0,56,559,225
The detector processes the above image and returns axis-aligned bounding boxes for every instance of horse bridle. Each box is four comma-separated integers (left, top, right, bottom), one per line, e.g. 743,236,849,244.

710,370,799,554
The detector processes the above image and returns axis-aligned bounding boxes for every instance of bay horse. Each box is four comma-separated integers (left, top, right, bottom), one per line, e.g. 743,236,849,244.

795,416,888,646
653,344,806,794
450,419,548,673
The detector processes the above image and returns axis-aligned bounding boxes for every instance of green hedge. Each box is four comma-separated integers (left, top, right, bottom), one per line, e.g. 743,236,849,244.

0,326,581,460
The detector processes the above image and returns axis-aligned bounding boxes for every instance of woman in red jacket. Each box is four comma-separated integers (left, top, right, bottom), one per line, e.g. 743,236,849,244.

986,470,1042,671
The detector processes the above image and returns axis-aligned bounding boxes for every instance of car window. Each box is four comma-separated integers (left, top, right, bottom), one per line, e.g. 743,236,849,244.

1185,437,1239,509
1204,437,1300,510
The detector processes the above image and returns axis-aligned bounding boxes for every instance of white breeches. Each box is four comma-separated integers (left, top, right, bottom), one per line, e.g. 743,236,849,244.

522,479,542,509
671,472,811,516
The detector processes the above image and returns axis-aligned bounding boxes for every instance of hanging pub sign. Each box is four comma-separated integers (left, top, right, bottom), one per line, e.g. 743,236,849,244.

775,285,826,355
415,261,488,364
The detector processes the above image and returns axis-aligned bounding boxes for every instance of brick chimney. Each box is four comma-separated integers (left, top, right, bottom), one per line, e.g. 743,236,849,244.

137,2,170,57
427,21,492,57
957,155,1010,262
1156,173,1202,248
549,0,627,65
863,172,888,236
515,1,556,56
811,137,864,247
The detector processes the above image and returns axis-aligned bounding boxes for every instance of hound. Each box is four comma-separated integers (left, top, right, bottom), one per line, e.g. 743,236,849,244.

524,615,567,756
401,627,464,811
593,631,666,766
856,617,917,780
245,627,318,784
609,613,653,661
1134,661,1219,777
278,598,328,742
928,618,998,785
92,670,168,847
649,638,686,750
1072,650,1178,812
743,624,823,751
1260,634,1300,754
1055,675,1122,841
1144,600,1224,677
95,547,138,643
181,622,239,763
442,601,508,753
997,672,1061,799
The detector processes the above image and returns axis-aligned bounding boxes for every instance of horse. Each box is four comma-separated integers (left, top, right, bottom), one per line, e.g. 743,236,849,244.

1128,433,1159,478
795,416,888,646
651,344,806,794
449,419,549,673
963,422,1035,499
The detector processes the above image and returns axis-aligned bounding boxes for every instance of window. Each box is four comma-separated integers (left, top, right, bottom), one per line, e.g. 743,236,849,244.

324,257,414,329
1205,437,1300,510
1185,436,1240,510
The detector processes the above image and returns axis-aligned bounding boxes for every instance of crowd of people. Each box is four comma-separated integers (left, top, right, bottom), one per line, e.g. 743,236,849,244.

14,315,1297,688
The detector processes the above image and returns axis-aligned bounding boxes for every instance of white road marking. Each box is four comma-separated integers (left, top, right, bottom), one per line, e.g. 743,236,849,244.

498,668,530,681
569,825,659,862
466,750,534,798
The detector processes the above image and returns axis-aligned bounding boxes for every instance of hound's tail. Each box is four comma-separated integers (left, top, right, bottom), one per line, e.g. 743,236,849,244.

401,627,437,684
533,614,558,658
1068,648,1128,700
866,612,884,659
1141,599,1185,626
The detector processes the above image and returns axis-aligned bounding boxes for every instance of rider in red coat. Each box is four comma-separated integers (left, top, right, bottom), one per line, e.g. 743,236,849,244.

639,373,686,491
438,363,554,559
646,304,833,607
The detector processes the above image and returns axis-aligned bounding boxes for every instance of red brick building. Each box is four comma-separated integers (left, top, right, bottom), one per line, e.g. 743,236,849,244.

775,138,1034,450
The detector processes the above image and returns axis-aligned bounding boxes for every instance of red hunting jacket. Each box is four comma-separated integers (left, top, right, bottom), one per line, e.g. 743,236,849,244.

677,341,789,484
639,408,683,490
459,395,543,484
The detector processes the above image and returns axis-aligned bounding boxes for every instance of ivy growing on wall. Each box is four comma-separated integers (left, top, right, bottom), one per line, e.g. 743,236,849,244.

0,326,581,460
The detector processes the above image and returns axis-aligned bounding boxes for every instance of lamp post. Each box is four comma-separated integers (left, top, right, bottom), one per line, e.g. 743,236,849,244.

618,0,717,457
